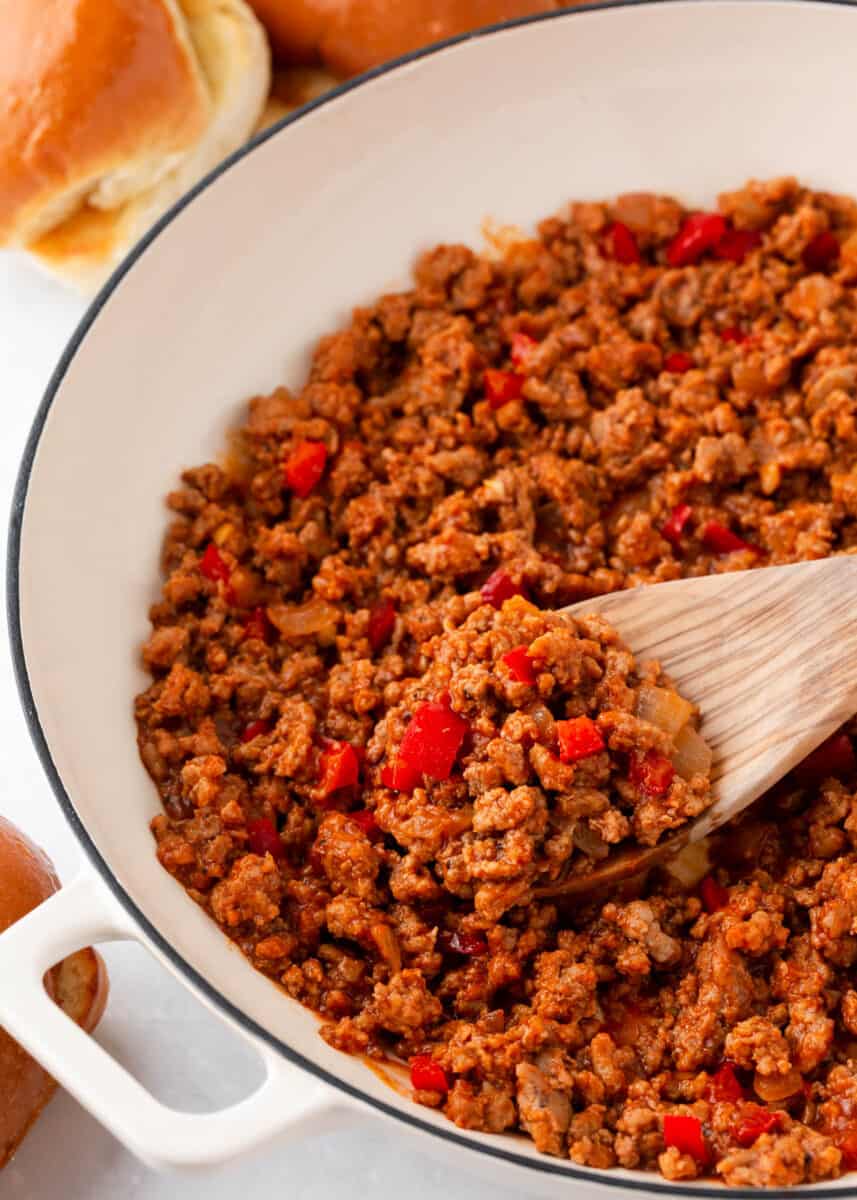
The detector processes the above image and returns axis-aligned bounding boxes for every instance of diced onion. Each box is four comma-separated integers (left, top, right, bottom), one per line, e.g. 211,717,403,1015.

573,822,610,860
267,599,338,644
673,724,713,780
754,1069,802,1102
636,684,694,737
370,923,402,974
666,840,711,887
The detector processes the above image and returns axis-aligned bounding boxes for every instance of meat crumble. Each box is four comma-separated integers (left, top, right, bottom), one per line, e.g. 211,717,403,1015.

136,177,857,1186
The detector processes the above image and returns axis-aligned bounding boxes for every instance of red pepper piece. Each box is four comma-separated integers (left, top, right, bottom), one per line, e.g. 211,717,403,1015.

734,1106,782,1147
664,351,694,373
368,598,396,654
381,756,421,792
795,732,856,781
604,221,641,265
349,810,379,838
502,646,538,685
247,817,284,860
510,331,538,368
700,875,730,914
410,1055,449,1094
708,1061,746,1104
663,1114,708,1163
318,741,360,796
484,368,525,409
802,231,840,272
480,569,528,609
630,750,675,798
556,716,605,763
667,212,727,267
714,227,762,263
440,929,489,956
284,440,327,498
243,606,273,643
200,543,231,584
721,326,749,344
701,521,761,556
837,1129,857,1171
661,503,693,547
241,719,271,744
399,701,469,782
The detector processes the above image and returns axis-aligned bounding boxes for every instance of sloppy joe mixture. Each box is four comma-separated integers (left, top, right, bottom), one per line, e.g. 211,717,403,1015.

137,177,857,1187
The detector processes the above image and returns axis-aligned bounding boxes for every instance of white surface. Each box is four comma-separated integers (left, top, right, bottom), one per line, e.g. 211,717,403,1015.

0,253,523,1199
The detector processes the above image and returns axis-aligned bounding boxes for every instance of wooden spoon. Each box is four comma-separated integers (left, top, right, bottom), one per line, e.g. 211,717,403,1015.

534,556,857,899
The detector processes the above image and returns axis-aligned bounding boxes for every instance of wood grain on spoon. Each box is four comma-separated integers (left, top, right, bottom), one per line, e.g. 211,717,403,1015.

535,556,857,898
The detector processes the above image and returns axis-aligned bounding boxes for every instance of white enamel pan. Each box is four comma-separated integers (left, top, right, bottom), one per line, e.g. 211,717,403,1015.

2,1,856,1192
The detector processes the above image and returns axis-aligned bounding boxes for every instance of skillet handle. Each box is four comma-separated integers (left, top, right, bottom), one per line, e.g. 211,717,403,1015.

0,871,343,1169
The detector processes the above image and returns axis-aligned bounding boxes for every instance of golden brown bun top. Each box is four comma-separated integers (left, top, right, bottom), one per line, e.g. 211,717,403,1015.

248,0,559,77
0,0,212,245
0,817,59,934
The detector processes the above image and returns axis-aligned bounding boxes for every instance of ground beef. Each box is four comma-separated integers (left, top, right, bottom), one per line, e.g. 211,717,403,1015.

136,177,857,1187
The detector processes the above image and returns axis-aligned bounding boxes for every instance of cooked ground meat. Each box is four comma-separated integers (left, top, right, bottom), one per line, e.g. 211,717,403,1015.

136,177,857,1187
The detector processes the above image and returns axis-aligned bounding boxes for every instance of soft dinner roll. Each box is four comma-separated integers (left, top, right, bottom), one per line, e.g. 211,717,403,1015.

248,0,561,77
0,816,108,1168
255,65,340,132
0,0,270,292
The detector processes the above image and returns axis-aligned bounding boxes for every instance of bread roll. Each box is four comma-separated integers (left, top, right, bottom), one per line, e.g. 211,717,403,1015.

255,66,340,132
0,0,270,292
0,817,108,1168
248,0,560,76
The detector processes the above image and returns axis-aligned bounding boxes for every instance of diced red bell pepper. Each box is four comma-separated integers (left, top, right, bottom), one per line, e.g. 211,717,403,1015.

241,719,272,744
630,750,675,798
381,756,421,792
399,701,469,782
502,646,538,685
484,368,525,409
247,817,284,860
661,503,693,547
667,213,727,268
700,875,730,914
604,221,641,265
243,606,273,643
714,227,762,264
664,351,694,373
721,326,749,345
200,543,231,584
556,716,605,763
802,231,840,272
440,930,489,957
349,809,379,838
836,1129,857,1171
663,1114,708,1163
708,1061,746,1104
480,569,528,609
318,741,360,797
410,1055,450,1094
795,732,856,781
368,598,397,654
284,440,327,498
510,331,538,368
701,521,761,556
734,1106,782,1147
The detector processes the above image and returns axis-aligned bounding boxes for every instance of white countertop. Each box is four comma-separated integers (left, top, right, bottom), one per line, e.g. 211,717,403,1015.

0,254,528,1200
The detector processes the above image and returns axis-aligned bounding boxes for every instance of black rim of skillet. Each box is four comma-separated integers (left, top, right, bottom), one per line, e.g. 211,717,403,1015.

7,0,857,1192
